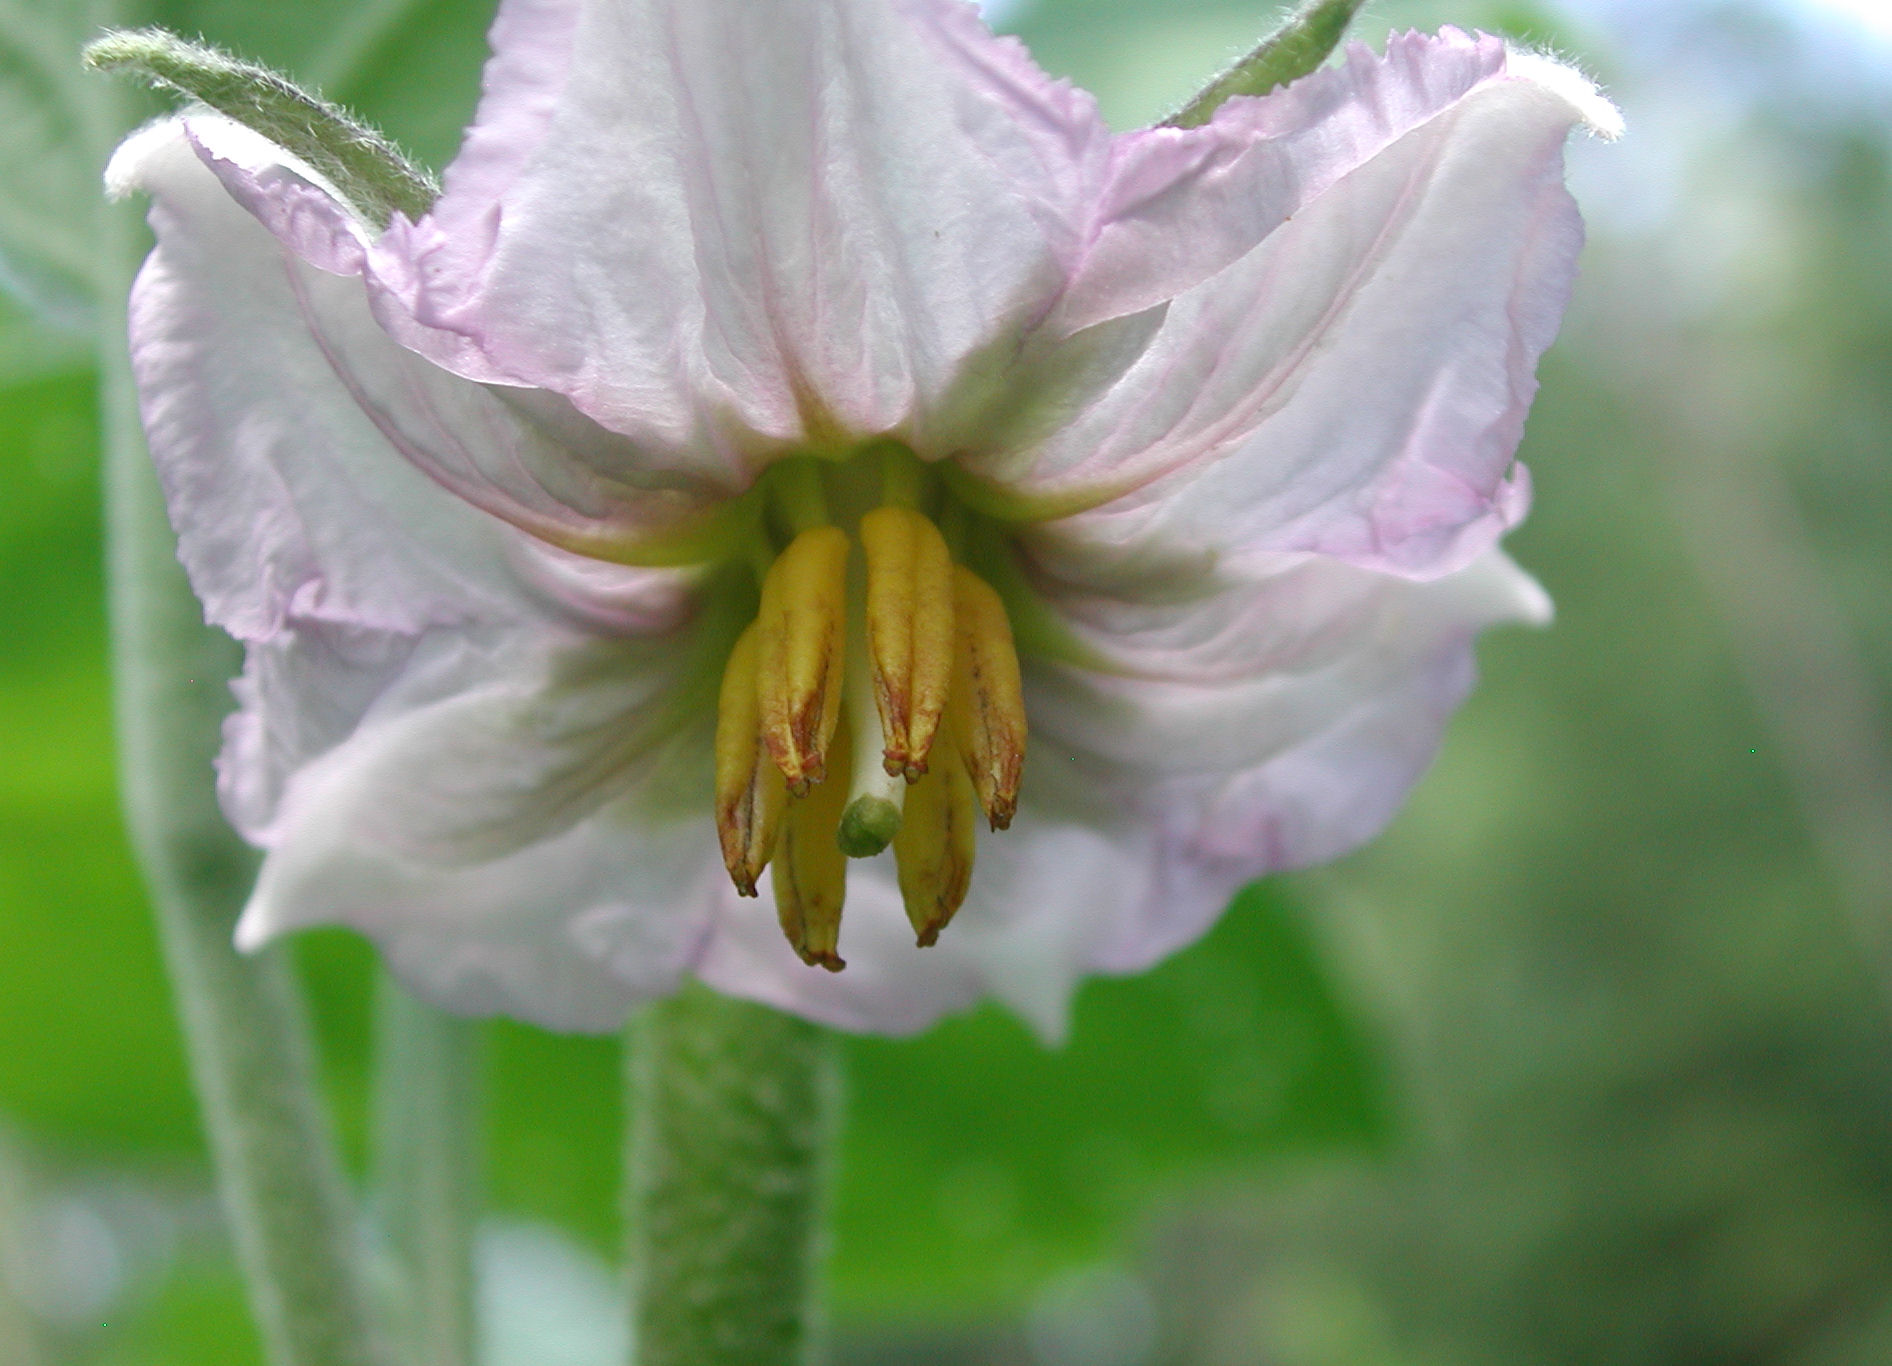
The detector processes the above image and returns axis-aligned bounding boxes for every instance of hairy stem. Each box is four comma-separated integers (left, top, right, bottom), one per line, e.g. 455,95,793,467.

626,985,841,1366
371,977,483,1366
88,47,388,1366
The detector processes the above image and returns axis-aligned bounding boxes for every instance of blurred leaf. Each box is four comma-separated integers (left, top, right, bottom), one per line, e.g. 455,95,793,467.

102,1260,264,1366
0,368,198,1152
830,882,1388,1320
0,0,108,331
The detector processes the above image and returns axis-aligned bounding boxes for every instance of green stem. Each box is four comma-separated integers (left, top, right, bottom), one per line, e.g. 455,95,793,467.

87,48,388,1366
626,985,842,1366
371,977,483,1366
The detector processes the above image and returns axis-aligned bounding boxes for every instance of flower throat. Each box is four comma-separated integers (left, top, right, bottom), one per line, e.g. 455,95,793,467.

713,447,1026,970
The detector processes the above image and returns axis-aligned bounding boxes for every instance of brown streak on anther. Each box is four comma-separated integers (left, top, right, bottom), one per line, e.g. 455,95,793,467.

756,526,849,793
949,565,1026,832
861,505,954,786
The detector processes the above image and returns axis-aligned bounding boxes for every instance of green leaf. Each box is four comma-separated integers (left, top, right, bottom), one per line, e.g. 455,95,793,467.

0,367,201,1152
1164,0,1366,129
84,27,436,226
832,882,1389,1319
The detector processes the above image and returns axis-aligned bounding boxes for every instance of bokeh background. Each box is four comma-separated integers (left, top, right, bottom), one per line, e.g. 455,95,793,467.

3,0,1891,1361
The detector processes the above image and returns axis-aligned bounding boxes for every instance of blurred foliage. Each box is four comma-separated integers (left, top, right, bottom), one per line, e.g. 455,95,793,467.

2,0,1890,1363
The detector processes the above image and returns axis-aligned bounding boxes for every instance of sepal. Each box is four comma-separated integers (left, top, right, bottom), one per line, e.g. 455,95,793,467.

86,27,436,227
1165,0,1367,128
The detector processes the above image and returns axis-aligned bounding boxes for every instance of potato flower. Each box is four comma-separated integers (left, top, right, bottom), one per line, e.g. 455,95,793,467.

106,0,1616,1036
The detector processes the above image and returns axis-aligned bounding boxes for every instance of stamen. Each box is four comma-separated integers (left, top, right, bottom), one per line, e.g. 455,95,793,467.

860,505,954,781
756,526,849,795
772,715,853,971
948,565,1027,831
717,447,1034,962
893,716,978,947
712,622,783,895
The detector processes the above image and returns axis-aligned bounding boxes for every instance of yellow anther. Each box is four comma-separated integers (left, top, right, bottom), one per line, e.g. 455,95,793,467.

713,622,784,897
756,525,849,796
860,505,955,782
948,565,1027,831
772,715,854,971
893,720,978,947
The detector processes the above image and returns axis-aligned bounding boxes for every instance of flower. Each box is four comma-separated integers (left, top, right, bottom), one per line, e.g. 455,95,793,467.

107,0,1616,1038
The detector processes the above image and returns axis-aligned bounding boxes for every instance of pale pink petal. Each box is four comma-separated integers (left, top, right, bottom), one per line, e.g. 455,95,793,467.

393,0,1090,448
902,16,1512,342
234,627,724,1031
217,546,692,839
1025,549,1551,976
219,619,424,841
1047,29,1512,333
179,108,747,537
963,35,1611,580
1026,548,1547,783
109,119,535,640
114,116,725,635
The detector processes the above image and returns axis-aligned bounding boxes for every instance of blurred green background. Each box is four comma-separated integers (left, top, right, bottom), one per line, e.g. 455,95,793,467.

3,0,1891,1361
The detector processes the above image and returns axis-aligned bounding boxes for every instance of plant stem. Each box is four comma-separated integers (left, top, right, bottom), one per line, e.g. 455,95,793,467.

371,977,483,1366
625,984,841,1366
88,52,389,1366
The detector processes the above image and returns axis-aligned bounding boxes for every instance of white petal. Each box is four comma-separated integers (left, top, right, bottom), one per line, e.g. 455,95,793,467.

395,0,1087,447
235,626,724,1031
1047,29,1516,334
219,620,424,841
1029,549,1546,783
970,35,1609,580
1020,550,1550,974
115,119,530,640
118,115,720,640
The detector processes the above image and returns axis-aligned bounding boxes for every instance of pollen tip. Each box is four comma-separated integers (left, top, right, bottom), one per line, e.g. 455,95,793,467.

902,760,927,783
799,950,846,973
914,925,941,948
787,774,813,798
881,752,906,779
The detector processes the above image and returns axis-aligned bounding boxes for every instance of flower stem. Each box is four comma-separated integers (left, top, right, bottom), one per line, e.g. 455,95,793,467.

371,976,483,1366
89,63,388,1366
625,984,841,1366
